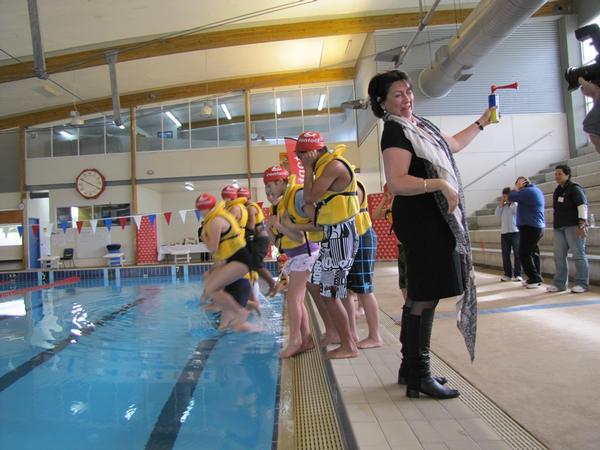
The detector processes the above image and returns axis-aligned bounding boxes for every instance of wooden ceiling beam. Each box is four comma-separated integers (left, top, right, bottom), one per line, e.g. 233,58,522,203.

0,67,354,130
0,0,571,84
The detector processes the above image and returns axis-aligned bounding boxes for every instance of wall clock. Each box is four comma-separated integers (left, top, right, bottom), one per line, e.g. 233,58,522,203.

75,168,106,199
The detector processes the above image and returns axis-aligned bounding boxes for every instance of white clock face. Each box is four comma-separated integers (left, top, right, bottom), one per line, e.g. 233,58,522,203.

76,169,105,199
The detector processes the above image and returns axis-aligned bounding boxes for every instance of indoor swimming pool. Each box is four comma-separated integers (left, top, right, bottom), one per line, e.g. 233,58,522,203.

0,274,284,450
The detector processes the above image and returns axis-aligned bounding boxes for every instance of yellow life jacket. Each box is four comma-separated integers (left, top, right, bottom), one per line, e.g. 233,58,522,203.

203,202,246,261
272,175,323,250
313,144,359,225
225,198,248,229
354,180,372,236
246,201,265,229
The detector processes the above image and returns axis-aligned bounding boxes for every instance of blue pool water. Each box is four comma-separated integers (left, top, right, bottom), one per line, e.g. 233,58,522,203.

0,276,284,450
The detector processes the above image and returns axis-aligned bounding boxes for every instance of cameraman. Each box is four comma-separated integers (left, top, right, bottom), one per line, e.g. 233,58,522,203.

580,77,600,155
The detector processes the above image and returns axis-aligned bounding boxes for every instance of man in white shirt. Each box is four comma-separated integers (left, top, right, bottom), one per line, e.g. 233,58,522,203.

495,187,522,281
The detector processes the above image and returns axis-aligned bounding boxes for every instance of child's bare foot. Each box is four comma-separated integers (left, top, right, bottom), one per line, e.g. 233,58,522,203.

231,321,261,332
300,337,314,353
319,333,340,348
204,302,221,312
325,345,359,359
357,337,383,349
246,299,261,316
355,306,365,318
280,342,303,358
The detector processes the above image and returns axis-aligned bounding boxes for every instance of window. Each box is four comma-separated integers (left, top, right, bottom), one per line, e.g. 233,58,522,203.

329,85,357,142
106,111,130,153
191,99,218,148
56,204,130,227
302,86,330,140
250,91,276,144
26,128,52,158
136,106,163,151
275,88,303,143
217,94,246,146
53,125,79,157
0,225,22,246
79,116,106,155
163,103,191,150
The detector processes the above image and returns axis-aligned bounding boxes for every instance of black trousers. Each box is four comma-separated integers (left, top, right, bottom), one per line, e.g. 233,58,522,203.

518,225,544,283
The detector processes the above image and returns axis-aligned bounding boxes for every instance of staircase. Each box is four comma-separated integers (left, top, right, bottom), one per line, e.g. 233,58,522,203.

469,148,600,285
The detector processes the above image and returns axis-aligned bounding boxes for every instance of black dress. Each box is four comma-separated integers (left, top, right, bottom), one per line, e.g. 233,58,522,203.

381,120,463,301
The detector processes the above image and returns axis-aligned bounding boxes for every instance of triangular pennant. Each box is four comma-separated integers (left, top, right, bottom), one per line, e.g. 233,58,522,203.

32,224,40,239
119,217,127,230
179,210,187,224
148,214,156,226
133,215,142,230
3,227,8,239
164,212,172,225
195,210,202,222
105,218,113,232
89,219,97,233
60,221,68,234
76,221,83,234
17,225,23,238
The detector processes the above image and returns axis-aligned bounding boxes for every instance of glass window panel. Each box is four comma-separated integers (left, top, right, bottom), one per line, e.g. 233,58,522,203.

190,99,218,148
79,116,106,155
250,91,276,145
163,103,190,150
56,206,93,228
52,125,79,157
0,224,22,246
328,85,357,143
218,94,245,147
26,128,52,158
275,89,302,143
302,87,330,140
136,106,163,151
106,111,130,153
94,203,131,226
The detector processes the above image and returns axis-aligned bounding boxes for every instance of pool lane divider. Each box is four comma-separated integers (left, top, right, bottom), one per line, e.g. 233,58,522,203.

0,276,81,298
145,336,220,450
0,296,145,393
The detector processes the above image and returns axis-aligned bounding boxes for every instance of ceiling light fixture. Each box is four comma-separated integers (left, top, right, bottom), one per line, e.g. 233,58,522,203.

201,102,213,116
69,110,84,126
165,111,182,127
184,184,194,191
59,130,73,138
276,98,282,115
317,94,326,111
220,103,232,120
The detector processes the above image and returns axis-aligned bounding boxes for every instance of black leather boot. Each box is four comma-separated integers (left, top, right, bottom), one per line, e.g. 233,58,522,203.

398,305,447,386
405,308,459,399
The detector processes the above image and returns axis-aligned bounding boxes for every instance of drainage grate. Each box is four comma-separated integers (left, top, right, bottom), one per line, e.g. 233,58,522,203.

379,312,548,450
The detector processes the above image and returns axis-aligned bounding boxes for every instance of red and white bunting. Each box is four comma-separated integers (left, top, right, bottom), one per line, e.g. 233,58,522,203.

164,212,172,225
89,219,97,233
178,210,187,224
76,221,84,234
133,215,143,230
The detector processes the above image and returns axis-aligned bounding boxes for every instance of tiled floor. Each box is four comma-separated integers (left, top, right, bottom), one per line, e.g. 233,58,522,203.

316,262,600,450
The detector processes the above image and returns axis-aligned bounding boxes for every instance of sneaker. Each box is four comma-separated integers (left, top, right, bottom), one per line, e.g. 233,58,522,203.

526,282,542,289
512,276,523,282
500,275,511,282
546,285,565,293
571,285,588,293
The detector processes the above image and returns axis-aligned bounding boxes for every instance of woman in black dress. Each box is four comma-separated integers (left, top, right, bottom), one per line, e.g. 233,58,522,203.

368,70,491,399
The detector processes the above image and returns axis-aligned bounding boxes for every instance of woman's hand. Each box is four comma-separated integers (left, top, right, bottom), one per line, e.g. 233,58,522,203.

579,77,600,100
477,107,496,127
439,179,459,214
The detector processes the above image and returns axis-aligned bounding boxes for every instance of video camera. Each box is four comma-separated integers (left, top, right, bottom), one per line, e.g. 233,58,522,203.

565,24,600,91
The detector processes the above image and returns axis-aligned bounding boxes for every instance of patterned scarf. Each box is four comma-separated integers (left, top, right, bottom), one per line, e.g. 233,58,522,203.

385,112,477,361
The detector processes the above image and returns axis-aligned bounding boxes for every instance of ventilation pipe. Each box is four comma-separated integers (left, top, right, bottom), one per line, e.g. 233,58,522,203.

418,0,547,98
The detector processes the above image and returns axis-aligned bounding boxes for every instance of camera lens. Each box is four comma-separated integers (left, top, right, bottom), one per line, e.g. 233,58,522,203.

564,63,600,91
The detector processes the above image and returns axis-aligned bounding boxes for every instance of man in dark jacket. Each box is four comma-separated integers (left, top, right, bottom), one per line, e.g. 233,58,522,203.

546,165,590,293
508,176,545,288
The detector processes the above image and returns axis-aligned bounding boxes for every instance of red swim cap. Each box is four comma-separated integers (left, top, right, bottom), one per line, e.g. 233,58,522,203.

237,187,250,200
263,166,289,184
195,193,216,211
296,131,325,152
221,184,238,200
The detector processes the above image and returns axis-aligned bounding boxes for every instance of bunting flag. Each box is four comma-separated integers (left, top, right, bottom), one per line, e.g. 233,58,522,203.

2,227,8,239
133,215,142,230
60,221,68,234
76,221,84,234
148,214,156,227
17,225,23,238
164,212,172,225
31,224,40,239
179,210,187,224
89,219,97,233
284,136,305,184
194,209,202,222
105,218,113,232
119,217,127,230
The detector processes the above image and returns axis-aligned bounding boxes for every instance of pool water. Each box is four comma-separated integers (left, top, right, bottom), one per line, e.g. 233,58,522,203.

0,276,284,450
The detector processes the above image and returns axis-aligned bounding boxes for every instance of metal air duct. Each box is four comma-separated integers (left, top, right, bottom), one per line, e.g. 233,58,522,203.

418,0,547,98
